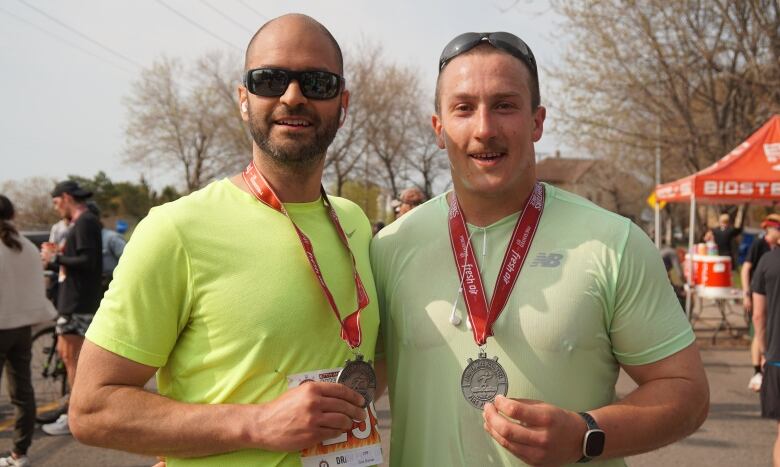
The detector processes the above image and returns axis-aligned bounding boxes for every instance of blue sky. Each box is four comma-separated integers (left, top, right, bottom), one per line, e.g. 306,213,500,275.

0,0,566,189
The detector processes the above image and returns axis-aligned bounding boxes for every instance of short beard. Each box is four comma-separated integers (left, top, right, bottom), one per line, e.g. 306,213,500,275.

248,105,341,172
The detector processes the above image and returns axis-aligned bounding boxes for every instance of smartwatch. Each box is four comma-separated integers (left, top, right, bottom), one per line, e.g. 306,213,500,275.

577,412,605,463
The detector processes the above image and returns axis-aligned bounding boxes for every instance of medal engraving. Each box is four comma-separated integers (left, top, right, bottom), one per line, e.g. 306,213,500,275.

337,354,377,408
461,351,508,410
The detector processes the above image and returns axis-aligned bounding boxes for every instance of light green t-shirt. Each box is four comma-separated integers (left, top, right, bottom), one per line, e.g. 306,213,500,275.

87,178,379,467
370,184,694,467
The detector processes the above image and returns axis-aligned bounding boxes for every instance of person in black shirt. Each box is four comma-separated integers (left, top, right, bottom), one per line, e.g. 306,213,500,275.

39,180,102,436
712,211,742,262
744,213,780,392
751,235,780,465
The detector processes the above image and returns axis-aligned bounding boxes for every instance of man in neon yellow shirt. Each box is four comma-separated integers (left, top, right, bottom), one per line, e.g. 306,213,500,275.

69,14,380,466
371,32,709,466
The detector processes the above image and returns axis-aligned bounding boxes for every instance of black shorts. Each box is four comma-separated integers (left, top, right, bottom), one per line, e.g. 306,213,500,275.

761,364,780,420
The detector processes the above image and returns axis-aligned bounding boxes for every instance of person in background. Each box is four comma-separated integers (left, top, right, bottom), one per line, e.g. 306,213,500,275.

394,187,426,218
39,181,103,436
0,195,58,467
712,210,743,263
744,213,780,392
44,218,70,307
750,230,780,466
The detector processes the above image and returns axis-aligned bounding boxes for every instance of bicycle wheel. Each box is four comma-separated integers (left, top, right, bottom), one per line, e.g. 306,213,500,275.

30,326,68,422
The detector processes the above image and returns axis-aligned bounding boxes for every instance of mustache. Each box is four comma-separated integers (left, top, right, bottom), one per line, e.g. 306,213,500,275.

466,144,508,154
270,104,318,123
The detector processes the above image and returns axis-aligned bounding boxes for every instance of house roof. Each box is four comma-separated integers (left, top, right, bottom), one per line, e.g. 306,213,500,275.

536,157,598,184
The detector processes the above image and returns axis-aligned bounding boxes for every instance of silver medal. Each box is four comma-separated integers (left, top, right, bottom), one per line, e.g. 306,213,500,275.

461,350,508,410
336,354,377,408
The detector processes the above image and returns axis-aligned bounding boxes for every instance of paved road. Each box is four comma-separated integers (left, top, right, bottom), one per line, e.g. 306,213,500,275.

2,299,774,465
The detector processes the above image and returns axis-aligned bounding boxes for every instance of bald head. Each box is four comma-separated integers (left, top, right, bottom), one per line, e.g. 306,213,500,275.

245,14,343,74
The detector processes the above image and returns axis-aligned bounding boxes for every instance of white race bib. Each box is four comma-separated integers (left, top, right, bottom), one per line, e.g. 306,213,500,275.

287,367,383,467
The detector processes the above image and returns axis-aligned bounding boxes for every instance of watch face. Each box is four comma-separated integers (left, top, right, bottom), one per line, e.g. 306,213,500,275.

585,429,606,457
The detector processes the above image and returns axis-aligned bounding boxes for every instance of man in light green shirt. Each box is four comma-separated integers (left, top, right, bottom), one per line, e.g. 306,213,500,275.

68,14,379,466
371,32,709,466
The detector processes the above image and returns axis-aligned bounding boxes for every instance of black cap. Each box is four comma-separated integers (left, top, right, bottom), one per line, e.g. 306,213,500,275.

51,180,93,199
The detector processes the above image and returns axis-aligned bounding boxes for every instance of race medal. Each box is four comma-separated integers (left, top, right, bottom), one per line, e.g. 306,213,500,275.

461,350,508,409
448,183,545,409
336,354,377,408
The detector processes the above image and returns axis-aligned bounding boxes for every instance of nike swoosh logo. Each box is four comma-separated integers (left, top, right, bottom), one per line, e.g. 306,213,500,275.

346,229,356,238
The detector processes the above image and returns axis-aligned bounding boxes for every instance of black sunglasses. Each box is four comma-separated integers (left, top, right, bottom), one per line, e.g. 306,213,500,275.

438,32,537,80
243,67,344,100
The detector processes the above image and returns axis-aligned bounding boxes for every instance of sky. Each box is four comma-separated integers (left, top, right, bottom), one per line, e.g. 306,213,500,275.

0,0,567,191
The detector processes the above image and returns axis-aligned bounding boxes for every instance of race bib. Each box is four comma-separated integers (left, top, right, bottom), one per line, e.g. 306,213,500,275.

287,368,383,467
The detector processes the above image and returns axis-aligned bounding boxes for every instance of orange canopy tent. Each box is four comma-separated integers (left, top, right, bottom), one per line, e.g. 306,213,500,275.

656,114,780,203
653,114,780,316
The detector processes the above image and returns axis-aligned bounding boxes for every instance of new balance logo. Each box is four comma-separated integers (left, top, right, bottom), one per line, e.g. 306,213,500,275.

530,252,563,267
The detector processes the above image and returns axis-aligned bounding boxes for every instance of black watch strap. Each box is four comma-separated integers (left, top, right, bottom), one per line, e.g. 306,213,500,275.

577,412,605,463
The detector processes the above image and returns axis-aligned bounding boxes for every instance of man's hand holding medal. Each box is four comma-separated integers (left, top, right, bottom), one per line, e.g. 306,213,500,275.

483,396,586,466
250,381,366,452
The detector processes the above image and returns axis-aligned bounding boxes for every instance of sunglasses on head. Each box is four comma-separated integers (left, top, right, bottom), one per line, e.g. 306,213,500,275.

438,32,537,79
243,67,344,100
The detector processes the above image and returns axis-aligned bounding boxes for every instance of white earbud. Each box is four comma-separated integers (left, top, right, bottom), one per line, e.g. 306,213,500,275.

241,102,248,113
339,106,347,125
449,306,462,326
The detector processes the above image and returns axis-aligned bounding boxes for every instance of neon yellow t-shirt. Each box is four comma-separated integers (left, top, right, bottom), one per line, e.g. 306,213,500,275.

87,178,379,466
370,184,694,467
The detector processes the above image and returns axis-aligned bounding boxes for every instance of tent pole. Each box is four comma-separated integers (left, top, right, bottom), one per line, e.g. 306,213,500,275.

655,121,661,248
654,202,661,247
685,195,696,319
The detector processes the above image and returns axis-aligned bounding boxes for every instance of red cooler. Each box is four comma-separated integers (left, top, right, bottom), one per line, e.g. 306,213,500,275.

699,255,732,291
683,254,732,290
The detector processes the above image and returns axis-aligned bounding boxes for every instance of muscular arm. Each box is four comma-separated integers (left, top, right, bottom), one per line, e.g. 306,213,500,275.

483,344,709,465
70,341,366,458
590,343,708,457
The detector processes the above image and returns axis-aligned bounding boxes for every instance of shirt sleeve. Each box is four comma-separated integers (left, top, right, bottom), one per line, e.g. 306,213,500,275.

746,239,761,265
752,258,768,295
86,208,192,367
609,223,695,366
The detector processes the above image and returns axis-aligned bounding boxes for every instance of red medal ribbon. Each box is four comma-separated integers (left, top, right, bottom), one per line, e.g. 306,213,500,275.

448,182,545,346
242,162,369,348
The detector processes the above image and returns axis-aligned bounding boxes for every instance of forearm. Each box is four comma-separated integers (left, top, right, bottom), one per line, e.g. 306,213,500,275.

741,264,751,293
591,374,708,459
57,252,92,270
70,385,259,458
753,294,767,354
